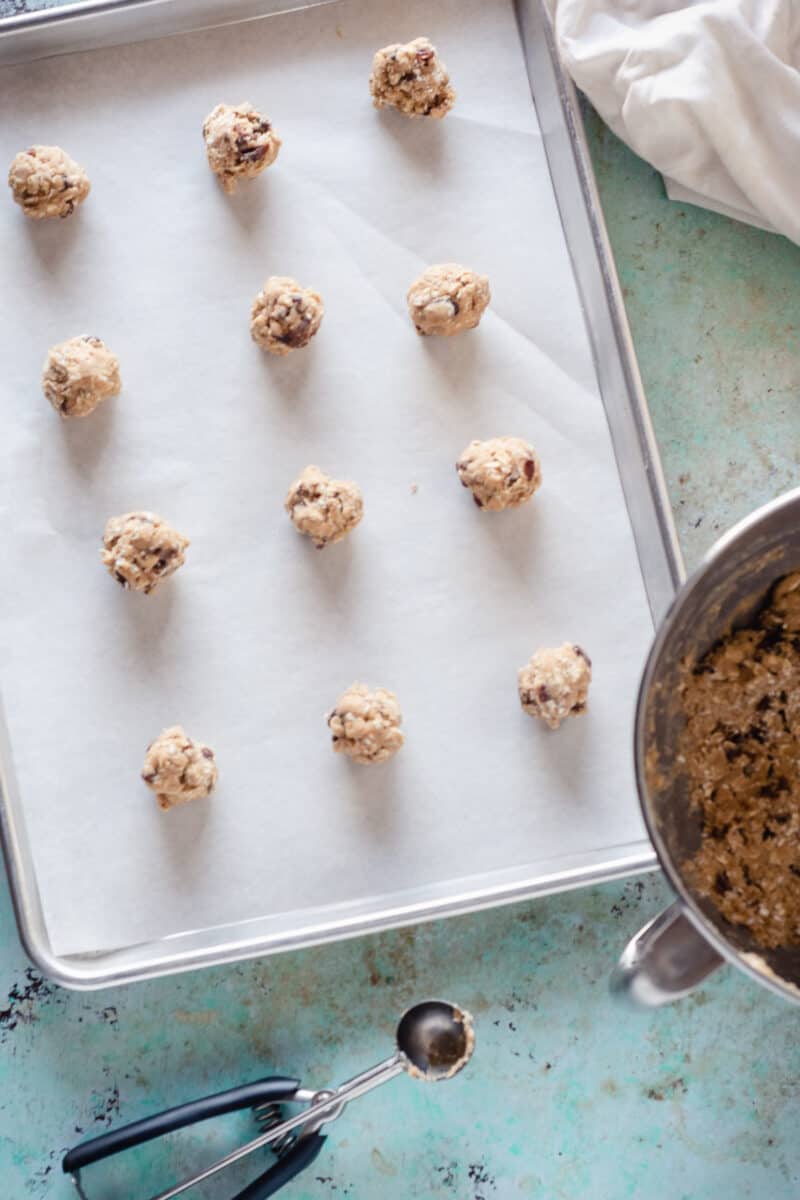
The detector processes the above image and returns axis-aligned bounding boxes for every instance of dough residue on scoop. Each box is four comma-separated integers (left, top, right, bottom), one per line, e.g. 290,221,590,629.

404,1006,476,1082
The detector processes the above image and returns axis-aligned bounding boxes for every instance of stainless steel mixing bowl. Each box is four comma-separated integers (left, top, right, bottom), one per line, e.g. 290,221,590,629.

613,487,800,1006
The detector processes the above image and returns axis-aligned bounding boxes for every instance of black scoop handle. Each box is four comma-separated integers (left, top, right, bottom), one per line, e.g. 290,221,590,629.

62,1076,300,1173
231,1131,326,1199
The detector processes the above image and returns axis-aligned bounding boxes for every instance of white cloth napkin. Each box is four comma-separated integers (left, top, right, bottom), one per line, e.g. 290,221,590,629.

545,0,800,243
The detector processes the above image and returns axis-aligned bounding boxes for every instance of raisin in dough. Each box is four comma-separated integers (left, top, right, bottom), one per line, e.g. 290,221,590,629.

328,683,404,764
407,264,490,336
42,335,120,419
202,103,281,194
8,145,90,219
142,726,218,810
250,276,324,355
285,465,363,548
518,644,592,730
369,37,455,118
102,512,189,594
456,437,541,511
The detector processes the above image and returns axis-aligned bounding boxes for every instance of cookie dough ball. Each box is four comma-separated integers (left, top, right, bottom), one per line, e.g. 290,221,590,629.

285,465,363,548
369,37,455,118
142,726,218,810
102,512,189,594
8,145,90,219
456,437,541,511
407,264,490,336
202,102,281,194
328,683,404,764
42,335,121,418
250,276,324,355
518,644,592,730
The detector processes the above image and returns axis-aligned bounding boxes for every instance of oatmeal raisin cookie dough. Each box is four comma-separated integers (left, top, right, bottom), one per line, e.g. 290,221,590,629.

328,683,404,764
407,264,490,336
369,37,455,118
42,336,120,419
102,512,189,594
456,437,541,511
8,145,90,219
142,726,218,810
518,644,592,730
285,465,363,548
679,569,800,948
202,103,281,193
250,276,324,354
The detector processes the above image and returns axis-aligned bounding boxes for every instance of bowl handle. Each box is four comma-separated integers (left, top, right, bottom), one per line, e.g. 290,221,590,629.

610,901,724,1007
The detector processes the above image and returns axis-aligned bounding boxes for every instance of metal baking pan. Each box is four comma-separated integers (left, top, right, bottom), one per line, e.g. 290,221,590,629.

0,0,683,989
0,0,337,65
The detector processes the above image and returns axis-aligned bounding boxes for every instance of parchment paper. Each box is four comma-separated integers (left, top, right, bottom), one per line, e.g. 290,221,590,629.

0,0,654,957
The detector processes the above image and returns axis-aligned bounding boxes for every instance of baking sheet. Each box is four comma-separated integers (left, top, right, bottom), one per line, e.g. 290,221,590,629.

0,0,654,957
0,0,340,66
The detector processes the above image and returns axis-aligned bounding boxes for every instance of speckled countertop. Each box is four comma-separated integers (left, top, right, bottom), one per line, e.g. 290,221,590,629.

2,5,800,1198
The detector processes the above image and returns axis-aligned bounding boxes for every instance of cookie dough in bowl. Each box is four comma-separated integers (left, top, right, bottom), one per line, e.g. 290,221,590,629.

202,102,281,193
285,465,363,548
8,145,90,219
328,683,404,764
250,276,324,354
456,437,541,510
101,512,189,594
407,264,490,336
369,37,455,118
518,644,592,730
142,726,218,810
42,335,120,418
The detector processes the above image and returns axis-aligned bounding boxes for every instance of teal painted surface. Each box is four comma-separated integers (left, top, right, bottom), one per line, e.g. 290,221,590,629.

2,873,800,1198
2,10,800,1192
582,105,800,574
0,0,63,13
